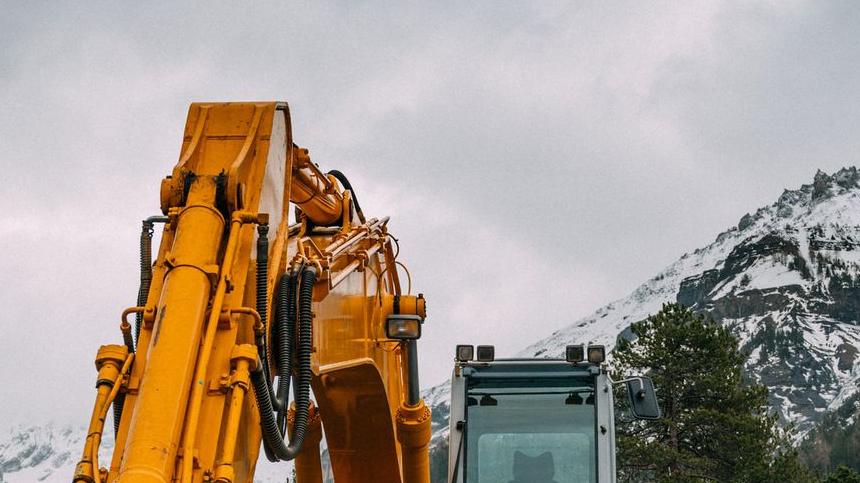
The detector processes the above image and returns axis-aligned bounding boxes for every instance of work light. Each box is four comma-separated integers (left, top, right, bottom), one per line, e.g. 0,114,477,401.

476,345,495,362
587,345,606,364
456,345,474,362
566,344,584,363
385,315,422,340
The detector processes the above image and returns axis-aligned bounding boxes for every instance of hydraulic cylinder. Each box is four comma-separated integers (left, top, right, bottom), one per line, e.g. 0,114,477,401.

116,178,225,483
395,401,432,483
74,345,129,483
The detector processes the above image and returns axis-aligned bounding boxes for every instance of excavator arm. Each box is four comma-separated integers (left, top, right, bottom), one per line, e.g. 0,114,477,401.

73,102,431,483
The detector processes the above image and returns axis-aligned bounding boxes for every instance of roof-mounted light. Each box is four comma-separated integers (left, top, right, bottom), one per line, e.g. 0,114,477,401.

455,344,474,362
476,345,495,362
566,344,585,363
587,345,606,364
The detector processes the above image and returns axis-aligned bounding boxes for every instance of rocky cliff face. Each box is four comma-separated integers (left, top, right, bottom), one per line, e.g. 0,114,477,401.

427,168,860,481
538,168,860,435
671,168,860,433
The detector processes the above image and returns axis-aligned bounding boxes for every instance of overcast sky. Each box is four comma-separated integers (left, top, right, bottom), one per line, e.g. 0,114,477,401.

1,1,860,426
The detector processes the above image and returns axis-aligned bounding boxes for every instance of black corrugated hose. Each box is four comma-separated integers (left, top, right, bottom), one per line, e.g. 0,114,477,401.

114,216,165,437
259,268,297,462
275,268,299,431
258,265,298,461
252,266,316,461
327,170,366,224
133,216,168,344
135,220,155,343
255,223,277,405
256,224,269,351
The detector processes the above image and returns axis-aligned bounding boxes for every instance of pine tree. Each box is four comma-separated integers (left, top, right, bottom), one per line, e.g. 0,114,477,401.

824,465,860,483
799,391,860,477
612,303,815,482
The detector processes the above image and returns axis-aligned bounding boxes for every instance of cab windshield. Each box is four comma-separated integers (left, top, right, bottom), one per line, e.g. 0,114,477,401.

464,377,597,483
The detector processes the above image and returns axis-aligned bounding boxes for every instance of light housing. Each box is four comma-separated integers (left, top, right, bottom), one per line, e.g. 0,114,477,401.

587,345,606,364
476,345,495,362
566,344,585,363
385,314,422,340
456,344,474,362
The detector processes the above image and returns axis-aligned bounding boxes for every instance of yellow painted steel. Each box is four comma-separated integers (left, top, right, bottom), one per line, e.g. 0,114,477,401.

74,345,131,483
292,403,324,483
76,102,431,483
396,402,433,483
213,345,257,483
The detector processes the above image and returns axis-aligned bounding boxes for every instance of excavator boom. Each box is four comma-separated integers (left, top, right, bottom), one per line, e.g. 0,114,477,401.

73,102,431,483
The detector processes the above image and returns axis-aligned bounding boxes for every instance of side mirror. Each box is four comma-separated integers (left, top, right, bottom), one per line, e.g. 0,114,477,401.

626,376,661,420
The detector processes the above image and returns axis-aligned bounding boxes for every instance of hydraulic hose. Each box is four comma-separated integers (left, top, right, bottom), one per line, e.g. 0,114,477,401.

114,215,166,437
276,268,299,429
135,220,153,345
111,393,126,439
259,268,291,462
327,170,366,224
252,266,317,462
254,225,287,465
256,224,268,343
256,224,274,390
135,216,168,344
258,269,295,462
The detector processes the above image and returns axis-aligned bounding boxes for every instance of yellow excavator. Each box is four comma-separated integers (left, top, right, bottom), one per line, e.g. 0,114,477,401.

73,101,431,483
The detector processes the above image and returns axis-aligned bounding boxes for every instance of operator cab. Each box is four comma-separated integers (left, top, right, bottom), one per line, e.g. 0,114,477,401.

447,344,658,483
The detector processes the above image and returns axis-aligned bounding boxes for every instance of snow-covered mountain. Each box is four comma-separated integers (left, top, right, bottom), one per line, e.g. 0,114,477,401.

521,167,860,433
0,424,298,483
427,167,860,480
0,424,104,482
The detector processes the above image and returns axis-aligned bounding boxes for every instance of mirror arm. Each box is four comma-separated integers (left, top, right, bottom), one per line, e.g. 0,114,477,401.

607,375,646,386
